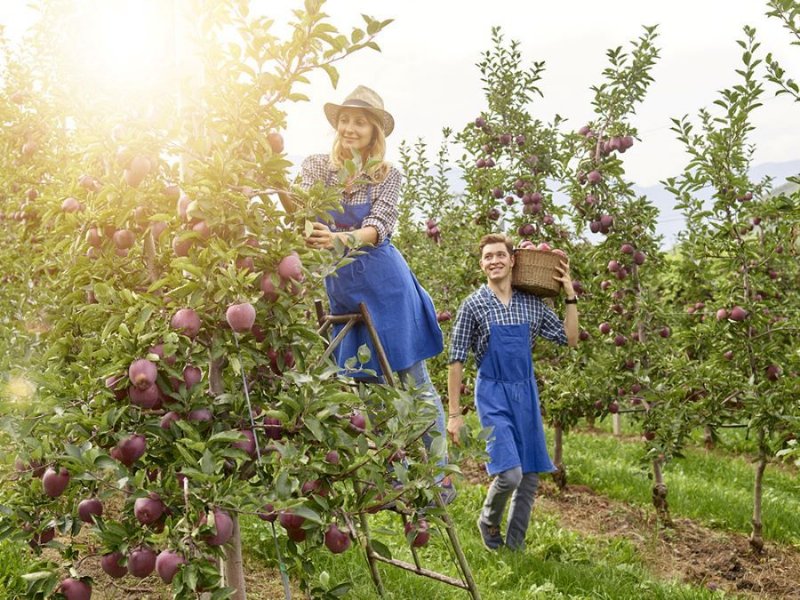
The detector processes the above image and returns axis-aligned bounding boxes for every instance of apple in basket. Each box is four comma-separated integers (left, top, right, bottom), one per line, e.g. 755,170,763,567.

519,240,535,250
536,242,551,251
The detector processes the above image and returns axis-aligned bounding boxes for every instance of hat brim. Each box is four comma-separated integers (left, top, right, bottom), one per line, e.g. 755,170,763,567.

324,102,395,137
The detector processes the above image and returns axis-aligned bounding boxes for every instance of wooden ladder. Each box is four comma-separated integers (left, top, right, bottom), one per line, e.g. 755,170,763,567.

315,300,481,600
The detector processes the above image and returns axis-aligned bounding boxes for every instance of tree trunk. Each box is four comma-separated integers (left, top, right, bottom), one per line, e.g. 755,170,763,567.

651,457,672,526
703,425,715,450
208,355,247,597
750,431,768,553
551,423,567,490
612,413,621,436
225,516,247,600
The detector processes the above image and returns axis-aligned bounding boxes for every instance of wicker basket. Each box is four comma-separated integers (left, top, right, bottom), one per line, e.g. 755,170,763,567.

511,248,562,297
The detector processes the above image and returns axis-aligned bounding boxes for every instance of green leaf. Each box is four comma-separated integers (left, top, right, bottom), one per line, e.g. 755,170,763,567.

370,539,392,559
321,63,339,88
357,344,371,364
200,450,215,475
304,416,324,441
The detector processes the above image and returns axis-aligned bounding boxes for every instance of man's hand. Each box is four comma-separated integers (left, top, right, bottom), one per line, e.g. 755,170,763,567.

553,259,575,297
447,414,464,446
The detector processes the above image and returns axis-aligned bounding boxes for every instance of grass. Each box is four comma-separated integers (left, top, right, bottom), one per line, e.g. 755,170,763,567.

0,539,27,599
560,427,800,547
241,483,721,599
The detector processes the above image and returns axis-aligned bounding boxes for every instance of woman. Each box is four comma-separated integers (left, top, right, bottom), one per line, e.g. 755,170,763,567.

295,85,450,493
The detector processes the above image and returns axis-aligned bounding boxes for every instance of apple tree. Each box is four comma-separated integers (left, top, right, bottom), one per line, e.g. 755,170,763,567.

663,26,800,551
0,2,449,599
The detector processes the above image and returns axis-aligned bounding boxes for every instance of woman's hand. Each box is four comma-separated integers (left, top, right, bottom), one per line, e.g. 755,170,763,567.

553,259,576,297
304,222,339,250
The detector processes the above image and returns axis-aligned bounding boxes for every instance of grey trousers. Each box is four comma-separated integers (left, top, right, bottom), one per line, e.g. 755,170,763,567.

479,467,540,550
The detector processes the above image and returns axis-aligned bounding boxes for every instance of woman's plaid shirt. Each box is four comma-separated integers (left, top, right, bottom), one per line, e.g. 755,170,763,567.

298,154,402,244
449,285,567,367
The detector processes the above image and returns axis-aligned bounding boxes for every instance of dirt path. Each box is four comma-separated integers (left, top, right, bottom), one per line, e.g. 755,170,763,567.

461,458,800,599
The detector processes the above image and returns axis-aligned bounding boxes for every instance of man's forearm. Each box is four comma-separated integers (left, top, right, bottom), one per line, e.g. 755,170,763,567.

564,303,579,347
447,362,464,415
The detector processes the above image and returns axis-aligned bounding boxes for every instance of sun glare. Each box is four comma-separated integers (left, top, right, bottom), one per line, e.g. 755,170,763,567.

2,375,36,405
61,0,176,100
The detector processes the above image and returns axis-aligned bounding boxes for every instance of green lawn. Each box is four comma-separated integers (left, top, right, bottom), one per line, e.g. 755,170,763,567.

560,427,800,546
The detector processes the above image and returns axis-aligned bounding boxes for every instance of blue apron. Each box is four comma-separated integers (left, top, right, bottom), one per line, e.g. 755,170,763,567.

323,186,443,377
475,322,555,475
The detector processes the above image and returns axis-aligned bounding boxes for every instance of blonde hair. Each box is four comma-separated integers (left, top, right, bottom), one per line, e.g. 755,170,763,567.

329,110,391,182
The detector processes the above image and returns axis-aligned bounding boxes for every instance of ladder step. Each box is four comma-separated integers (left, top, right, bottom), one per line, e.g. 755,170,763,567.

368,552,469,590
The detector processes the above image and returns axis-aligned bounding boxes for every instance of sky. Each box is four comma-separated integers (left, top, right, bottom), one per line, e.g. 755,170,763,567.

1,0,798,191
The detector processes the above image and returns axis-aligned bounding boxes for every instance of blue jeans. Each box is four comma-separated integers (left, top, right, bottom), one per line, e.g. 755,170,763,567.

397,360,448,468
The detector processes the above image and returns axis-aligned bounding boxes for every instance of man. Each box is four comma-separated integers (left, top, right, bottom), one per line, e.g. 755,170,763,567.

447,233,579,550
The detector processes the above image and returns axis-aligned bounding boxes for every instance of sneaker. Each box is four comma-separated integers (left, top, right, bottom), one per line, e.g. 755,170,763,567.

477,517,504,550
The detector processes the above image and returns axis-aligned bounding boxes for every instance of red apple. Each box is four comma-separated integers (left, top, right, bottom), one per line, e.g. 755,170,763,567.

404,519,430,548
279,511,305,531
201,508,234,546
58,578,91,600
729,306,748,321
160,411,181,429
42,467,70,498
61,197,84,213
155,550,186,584
226,302,256,332
261,274,279,302
134,493,165,525
124,156,152,188
129,383,160,409
267,132,285,154
172,235,192,257
113,229,135,250
277,252,303,282
766,364,781,381
599,322,611,335
171,308,201,338
187,408,213,423
128,546,157,577
324,524,351,554
232,429,257,456
113,434,146,467
77,497,103,523
349,412,367,432
128,358,157,390
101,551,127,578
258,504,277,522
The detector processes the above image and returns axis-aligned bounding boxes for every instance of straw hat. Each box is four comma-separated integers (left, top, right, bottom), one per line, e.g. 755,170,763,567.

323,85,395,136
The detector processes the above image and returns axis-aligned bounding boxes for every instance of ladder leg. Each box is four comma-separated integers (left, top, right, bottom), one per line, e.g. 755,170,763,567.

359,512,386,597
358,302,395,388
432,492,482,600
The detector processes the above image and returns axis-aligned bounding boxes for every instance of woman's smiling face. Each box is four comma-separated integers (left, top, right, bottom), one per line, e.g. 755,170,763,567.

337,108,375,157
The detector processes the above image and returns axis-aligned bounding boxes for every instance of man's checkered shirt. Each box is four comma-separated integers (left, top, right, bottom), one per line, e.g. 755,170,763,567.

449,285,567,366
298,154,402,244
